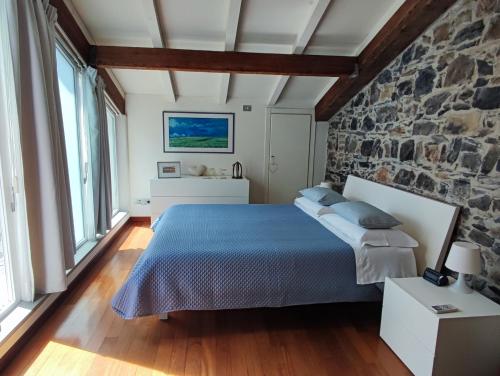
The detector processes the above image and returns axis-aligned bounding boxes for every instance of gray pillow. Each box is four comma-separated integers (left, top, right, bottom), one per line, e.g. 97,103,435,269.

330,201,402,229
299,186,347,206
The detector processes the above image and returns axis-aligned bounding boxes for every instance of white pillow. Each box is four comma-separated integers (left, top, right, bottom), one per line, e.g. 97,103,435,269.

321,213,418,248
294,197,334,217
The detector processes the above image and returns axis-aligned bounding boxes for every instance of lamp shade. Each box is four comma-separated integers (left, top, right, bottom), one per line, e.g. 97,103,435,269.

445,241,481,275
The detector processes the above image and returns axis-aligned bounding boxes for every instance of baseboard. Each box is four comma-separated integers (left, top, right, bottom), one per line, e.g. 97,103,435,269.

130,216,151,224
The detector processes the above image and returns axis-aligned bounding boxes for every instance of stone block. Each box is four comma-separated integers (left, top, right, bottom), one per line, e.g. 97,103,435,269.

416,172,436,191
473,86,500,109
452,20,485,45
399,139,415,161
394,169,416,186
444,110,481,134
484,15,500,41
414,67,437,97
444,55,475,87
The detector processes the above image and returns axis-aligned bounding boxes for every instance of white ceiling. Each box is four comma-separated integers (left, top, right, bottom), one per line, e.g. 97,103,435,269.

69,0,405,106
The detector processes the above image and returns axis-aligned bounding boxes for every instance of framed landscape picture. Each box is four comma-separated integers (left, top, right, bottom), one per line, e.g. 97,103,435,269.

163,111,235,153
157,161,181,178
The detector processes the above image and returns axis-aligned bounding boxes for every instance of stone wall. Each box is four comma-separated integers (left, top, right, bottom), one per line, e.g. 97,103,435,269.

325,0,500,302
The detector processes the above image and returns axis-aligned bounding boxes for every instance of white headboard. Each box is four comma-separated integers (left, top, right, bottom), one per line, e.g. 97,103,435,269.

342,175,459,275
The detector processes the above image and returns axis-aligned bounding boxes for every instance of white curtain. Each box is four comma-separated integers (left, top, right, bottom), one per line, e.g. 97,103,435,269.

16,0,75,293
91,76,112,235
0,0,34,301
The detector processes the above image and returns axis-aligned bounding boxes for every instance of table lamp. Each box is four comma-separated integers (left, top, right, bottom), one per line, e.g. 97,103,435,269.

445,241,481,294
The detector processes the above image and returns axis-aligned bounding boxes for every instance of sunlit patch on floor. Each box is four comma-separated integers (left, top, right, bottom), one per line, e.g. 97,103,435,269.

22,341,174,376
118,225,152,252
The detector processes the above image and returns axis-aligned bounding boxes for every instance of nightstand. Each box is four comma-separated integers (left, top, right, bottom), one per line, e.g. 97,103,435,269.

380,277,500,376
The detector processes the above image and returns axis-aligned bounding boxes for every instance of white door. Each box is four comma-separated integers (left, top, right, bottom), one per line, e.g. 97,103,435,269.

268,113,311,204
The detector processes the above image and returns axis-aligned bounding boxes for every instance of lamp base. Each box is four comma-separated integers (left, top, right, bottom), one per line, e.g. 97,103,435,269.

450,273,473,294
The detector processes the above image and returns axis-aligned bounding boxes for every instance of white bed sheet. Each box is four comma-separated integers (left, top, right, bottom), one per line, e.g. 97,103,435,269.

295,197,417,284
294,197,332,218
318,216,417,284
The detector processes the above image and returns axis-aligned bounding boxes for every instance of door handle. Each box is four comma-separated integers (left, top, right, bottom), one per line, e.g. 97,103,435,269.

269,155,278,173
10,185,16,212
83,162,88,184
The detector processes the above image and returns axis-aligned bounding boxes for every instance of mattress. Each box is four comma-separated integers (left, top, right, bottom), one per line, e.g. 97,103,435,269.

112,204,381,319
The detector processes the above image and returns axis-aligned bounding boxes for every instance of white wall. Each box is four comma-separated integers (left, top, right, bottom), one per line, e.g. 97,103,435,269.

116,114,130,212
127,95,267,216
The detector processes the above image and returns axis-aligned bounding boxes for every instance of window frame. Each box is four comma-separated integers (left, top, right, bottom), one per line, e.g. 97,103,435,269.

55,44,89,250
0,160,17,319
105,102,120,216
0,17,27,319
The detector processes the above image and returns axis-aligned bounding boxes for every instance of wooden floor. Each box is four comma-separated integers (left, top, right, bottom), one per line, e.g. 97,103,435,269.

4,222,410,376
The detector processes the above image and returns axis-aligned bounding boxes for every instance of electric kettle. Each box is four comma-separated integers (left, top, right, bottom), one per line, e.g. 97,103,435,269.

232,161,243,179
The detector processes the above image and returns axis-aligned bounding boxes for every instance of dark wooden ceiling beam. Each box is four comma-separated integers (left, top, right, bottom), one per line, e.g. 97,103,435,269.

49,0,126,114
315,0,458,121
90,45,358,77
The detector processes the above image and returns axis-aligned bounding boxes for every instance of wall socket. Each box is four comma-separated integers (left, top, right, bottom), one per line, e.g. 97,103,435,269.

136,199,150,205
243,105,252,111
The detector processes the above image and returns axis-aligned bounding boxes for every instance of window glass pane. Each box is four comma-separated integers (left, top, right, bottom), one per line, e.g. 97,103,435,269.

56,49,85,246
0,10,18,315
106,108,119,215
0,165,15,314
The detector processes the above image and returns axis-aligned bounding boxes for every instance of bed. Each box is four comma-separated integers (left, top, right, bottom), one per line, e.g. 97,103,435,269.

112,175,459,319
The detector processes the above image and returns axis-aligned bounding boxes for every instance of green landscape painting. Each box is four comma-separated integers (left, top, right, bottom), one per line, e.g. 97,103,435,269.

169,117,228,148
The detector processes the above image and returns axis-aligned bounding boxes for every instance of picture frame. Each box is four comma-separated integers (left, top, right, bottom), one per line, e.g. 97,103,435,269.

163,111,235,154
157,161,181,178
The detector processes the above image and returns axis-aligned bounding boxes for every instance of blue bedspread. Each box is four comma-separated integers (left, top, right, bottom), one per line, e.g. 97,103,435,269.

112,204,380,318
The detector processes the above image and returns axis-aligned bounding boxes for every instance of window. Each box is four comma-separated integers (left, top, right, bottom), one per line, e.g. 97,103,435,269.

56,48,87,247
55,41,122,250
0,25,15,315
0,9,27,317
0,165,15,315
106,106,119,215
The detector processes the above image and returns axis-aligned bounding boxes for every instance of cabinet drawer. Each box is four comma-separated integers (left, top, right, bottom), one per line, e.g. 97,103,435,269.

381,312,434,376
151,178,249,197
383,279,439,353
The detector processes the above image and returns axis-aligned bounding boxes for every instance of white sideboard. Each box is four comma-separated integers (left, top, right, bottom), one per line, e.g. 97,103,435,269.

150,176,250,221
